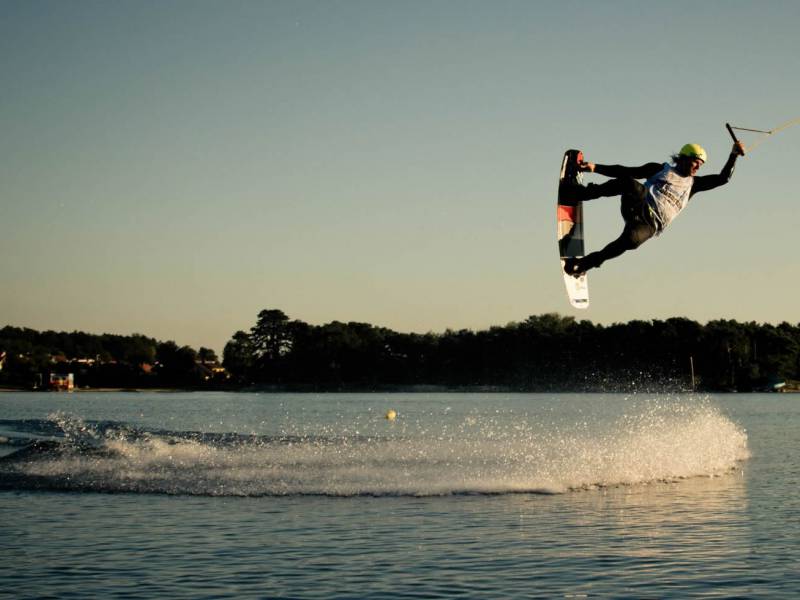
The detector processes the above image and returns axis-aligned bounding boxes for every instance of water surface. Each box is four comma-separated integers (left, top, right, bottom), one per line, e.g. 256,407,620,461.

1,392,797,598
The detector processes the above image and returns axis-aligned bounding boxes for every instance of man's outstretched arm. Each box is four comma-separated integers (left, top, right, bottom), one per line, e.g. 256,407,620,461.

692,142,745,195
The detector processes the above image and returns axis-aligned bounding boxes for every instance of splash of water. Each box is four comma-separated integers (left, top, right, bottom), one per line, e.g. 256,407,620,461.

2,399,749,496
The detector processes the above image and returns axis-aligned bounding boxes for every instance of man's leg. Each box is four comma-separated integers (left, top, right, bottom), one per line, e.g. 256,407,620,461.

563,180,654,276
566,220,656,274
575,234,636,271
562,177,642,202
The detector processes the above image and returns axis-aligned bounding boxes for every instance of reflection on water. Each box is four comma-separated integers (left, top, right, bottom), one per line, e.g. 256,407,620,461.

1,469,756,599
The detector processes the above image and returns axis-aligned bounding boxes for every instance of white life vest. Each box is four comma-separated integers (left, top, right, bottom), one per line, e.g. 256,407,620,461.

645,163,694,231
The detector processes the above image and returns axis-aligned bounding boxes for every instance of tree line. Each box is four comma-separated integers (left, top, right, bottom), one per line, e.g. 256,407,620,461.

0,326,223,389
3,311,799,391
222,309,800,392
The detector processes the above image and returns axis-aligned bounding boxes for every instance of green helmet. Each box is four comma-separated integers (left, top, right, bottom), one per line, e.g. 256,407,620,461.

679,143,707,163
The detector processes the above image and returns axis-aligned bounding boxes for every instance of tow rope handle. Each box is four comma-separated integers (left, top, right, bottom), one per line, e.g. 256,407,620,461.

726,123,745,155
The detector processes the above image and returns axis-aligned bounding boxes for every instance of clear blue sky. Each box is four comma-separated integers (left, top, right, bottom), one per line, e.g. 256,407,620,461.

2,0,798,354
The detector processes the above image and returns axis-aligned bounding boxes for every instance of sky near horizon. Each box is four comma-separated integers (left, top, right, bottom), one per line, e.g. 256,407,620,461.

2,0,799,354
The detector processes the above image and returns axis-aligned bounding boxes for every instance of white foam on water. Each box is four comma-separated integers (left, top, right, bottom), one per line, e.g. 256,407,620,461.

13,399,749,496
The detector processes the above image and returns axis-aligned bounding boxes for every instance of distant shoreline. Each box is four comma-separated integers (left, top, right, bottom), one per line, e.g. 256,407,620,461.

2,385,796,394
0,386,189,393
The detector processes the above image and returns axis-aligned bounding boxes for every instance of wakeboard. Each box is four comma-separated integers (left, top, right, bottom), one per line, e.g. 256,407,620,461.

557,149,589,309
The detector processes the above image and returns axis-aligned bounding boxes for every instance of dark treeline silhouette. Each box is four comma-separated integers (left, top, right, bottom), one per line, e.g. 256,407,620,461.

4,312,798,392
223,309,800,392
0,326,224,389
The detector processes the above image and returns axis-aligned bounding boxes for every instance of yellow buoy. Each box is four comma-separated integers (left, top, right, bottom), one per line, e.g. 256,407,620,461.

385,409,397,421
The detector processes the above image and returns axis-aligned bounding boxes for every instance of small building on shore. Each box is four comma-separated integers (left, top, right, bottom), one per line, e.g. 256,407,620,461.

49,373,74,391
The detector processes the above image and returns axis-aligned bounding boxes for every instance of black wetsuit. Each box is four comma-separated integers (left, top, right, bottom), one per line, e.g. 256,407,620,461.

572,152,740,271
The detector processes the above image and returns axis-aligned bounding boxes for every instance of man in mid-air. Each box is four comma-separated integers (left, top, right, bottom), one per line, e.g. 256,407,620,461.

562,140,746,276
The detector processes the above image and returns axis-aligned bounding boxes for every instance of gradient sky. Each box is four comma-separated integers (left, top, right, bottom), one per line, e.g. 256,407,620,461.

2,0,799,353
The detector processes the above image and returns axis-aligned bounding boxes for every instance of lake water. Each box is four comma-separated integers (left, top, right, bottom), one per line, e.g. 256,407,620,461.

1,391,798,598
